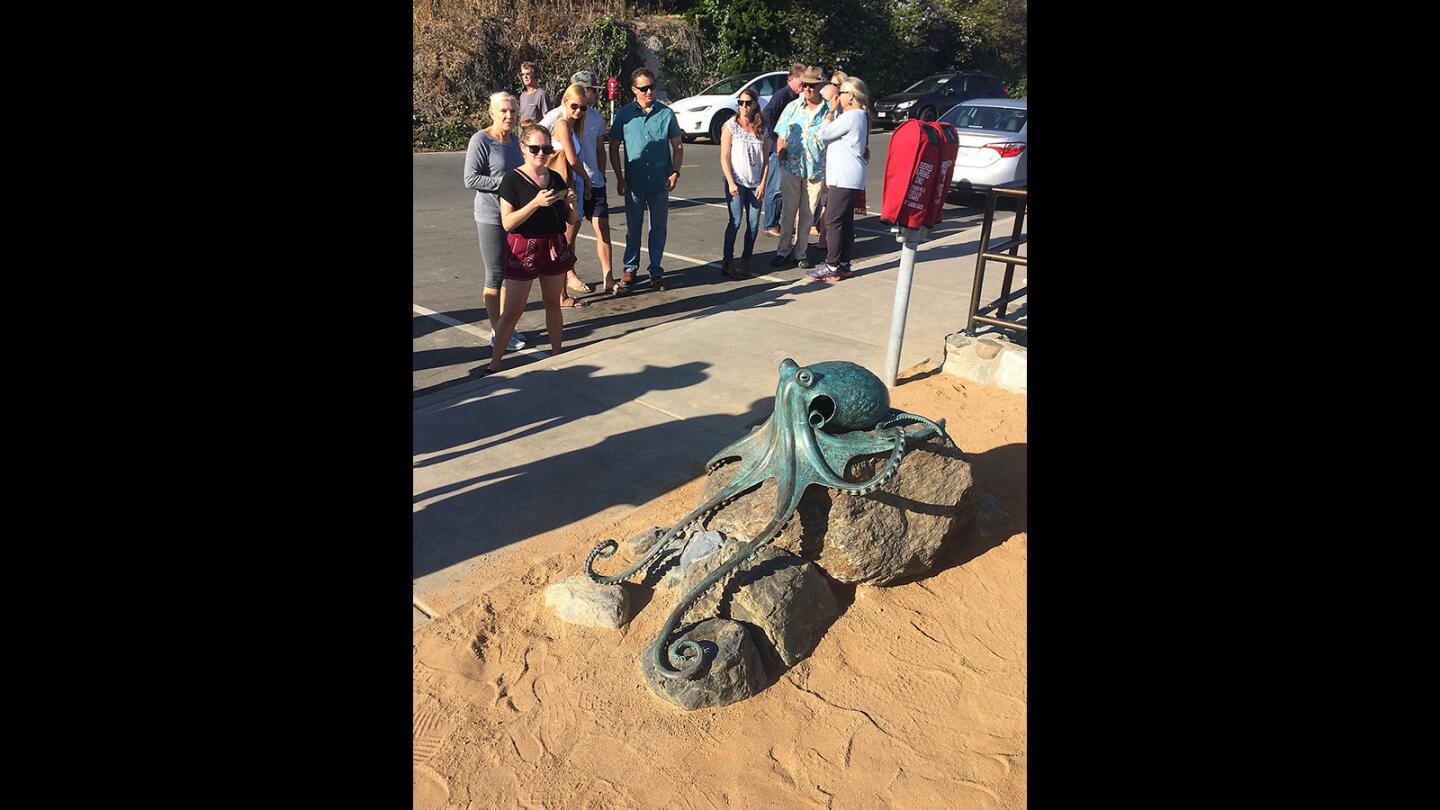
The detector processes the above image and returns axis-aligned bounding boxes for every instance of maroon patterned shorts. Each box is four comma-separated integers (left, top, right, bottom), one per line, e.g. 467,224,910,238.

504,232,575,280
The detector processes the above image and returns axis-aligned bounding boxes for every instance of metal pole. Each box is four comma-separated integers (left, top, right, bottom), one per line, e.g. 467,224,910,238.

997,198,1025,319
885,225,929,387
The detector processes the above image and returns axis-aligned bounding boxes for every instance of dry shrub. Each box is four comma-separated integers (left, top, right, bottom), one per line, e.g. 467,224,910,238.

413,0,662,150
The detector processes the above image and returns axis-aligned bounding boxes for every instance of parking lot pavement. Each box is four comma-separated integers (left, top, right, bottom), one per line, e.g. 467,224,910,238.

413,131,1000,398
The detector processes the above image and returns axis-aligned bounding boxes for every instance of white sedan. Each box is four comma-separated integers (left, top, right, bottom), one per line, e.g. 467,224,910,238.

939,98,1028,199
670,71,788,143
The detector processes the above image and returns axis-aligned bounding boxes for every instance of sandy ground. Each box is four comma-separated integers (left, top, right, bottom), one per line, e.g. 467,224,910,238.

413,363,1027,809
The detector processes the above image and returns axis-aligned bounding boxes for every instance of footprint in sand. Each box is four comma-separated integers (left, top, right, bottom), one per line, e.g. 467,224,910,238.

412,704,454,765
508,644,547,714
412,764,449,810
507,714,546,763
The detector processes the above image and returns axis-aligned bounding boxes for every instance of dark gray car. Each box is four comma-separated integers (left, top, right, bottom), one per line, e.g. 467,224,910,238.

873,72,1007,129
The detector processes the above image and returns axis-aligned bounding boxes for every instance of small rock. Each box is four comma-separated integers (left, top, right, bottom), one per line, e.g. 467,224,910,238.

655,530,725,590
544,575,629,629
622,526,668,557
680,531,725,568
639,618,766,710
972,490,1013,540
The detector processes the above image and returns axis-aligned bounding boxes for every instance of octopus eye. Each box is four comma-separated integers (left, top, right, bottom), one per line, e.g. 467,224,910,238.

797,369,814,387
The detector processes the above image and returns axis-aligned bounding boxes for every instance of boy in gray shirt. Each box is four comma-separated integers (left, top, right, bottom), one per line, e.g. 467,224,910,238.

518,62,551,122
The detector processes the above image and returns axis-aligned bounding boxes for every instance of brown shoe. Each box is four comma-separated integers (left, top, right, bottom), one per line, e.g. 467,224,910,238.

764,227,781,238
621,270,636,286
652,277,669,291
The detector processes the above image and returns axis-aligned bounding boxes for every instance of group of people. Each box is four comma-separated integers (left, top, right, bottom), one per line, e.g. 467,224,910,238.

753,63,871,282
463,62,871,375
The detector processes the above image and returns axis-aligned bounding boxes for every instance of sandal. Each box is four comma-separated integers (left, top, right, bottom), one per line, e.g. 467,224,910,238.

560,296,588,309
610,282,628,296
567,280,591,295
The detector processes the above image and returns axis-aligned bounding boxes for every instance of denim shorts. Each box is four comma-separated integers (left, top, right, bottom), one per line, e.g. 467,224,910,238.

583,185,609,220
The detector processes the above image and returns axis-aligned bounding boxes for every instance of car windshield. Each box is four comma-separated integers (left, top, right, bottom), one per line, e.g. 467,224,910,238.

699,73,760,96
942,105,1027,133
902,75,955,95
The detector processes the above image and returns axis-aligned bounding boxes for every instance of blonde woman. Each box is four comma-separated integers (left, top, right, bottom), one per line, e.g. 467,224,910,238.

485,123,580,375
811,77,871,282
718,88,768,279
463,91,527,351
544,84,593,303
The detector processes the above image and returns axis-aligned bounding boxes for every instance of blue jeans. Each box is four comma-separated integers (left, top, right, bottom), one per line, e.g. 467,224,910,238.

761,152,783,230
723,183,762,262
623,187,669,280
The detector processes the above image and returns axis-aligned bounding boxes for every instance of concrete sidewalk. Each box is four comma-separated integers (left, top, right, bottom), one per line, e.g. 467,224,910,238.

413,213,1026,628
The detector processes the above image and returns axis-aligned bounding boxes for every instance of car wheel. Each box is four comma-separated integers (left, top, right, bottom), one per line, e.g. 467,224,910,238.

710,109,735,143
919,106,937,122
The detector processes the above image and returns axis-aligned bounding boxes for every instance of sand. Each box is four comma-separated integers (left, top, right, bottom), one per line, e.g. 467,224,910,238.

413,363,1027,809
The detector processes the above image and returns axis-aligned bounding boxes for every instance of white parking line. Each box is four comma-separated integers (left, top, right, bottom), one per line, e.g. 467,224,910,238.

412,304,490,340
412,304,553,359
572,232,785,283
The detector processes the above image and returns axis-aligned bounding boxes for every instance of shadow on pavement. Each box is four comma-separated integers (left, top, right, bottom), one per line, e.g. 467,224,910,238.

413,360,774,579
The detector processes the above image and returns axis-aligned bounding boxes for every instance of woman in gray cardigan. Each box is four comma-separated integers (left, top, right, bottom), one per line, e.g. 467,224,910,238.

810,77,872,282
464,92,527,351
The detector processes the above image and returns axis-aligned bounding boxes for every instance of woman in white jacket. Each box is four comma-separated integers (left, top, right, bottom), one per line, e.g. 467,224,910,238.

810,77,871,282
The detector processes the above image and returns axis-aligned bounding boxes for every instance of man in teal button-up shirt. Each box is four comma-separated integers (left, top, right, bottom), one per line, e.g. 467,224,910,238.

771,65,831,270
608,68,685,290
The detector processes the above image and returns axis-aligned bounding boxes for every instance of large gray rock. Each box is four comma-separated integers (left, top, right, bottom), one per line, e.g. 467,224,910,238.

544,576,629,629
672,533,838,669
639,618,765,710
700,436,978,585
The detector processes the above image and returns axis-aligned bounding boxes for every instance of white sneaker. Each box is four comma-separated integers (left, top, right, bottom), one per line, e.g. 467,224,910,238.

488,331,527,351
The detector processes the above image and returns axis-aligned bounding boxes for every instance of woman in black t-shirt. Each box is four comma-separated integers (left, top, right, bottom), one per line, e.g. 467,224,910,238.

485,123,581,375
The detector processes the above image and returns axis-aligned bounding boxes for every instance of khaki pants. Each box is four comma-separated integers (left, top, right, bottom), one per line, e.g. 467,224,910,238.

778,169,824,259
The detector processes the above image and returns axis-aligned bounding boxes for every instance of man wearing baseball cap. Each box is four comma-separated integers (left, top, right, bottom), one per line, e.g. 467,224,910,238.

541,70,621,295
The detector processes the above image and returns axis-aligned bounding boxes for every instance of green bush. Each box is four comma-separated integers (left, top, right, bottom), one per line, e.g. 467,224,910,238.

683,0,1025,102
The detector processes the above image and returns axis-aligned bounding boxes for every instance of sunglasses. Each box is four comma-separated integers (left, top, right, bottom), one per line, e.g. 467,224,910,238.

737,99,756,106
568,103,587,112
803,82,823,90
524,144,554,155
633,84,655,93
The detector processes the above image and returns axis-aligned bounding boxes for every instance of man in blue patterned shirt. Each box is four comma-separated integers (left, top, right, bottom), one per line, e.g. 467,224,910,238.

770,65,832,270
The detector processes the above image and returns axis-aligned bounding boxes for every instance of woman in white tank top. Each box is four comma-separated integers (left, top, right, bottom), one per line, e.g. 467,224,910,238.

718,89,770,279
546,84,594,303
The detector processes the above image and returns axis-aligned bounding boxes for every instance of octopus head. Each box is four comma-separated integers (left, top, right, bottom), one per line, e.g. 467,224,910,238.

777,359,891,434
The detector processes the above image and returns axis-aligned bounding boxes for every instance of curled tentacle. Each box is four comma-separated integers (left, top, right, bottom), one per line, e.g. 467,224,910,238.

585,515,685,585
649,481,801,679
586,471,768,584
827,428,907,496
879,412,952,447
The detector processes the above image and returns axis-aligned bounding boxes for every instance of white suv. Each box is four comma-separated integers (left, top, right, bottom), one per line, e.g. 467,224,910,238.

670,71,788,143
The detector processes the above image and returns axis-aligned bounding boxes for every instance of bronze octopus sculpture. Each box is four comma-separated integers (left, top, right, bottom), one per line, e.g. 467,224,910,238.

586,358,949,681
